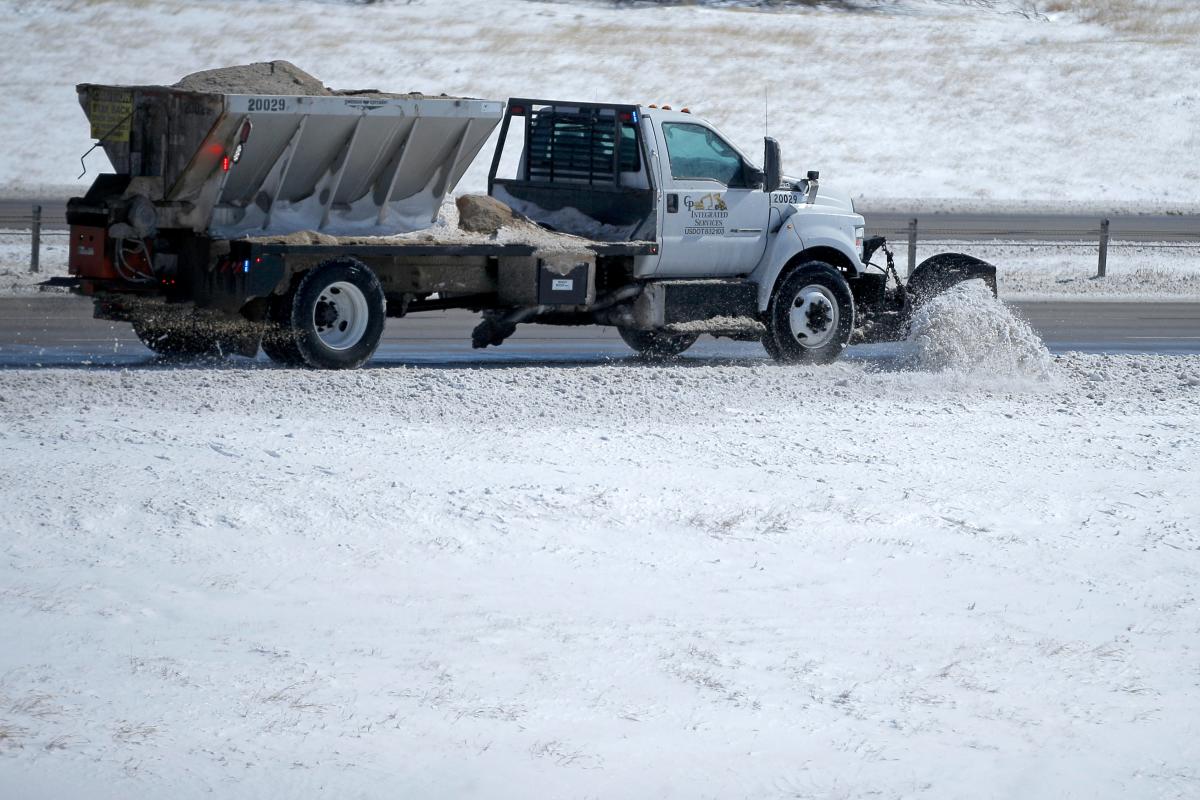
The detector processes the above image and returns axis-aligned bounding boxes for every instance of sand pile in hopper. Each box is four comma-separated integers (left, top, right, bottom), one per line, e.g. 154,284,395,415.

172,61,432,98
174,61,332,95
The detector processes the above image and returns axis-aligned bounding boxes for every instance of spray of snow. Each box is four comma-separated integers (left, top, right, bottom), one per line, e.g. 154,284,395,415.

907,279,1054,378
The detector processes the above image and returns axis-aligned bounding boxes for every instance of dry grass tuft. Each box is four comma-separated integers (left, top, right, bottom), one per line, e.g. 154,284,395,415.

0,723,30,751
112,721,159,744
1038,0,1200,39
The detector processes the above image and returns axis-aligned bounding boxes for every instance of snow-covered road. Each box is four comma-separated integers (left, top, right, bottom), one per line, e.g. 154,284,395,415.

2,343,1198,798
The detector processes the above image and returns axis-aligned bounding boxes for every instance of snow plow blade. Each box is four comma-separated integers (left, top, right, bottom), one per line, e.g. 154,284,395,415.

76,83,504,237
907,253,998,307
853,240,1001,345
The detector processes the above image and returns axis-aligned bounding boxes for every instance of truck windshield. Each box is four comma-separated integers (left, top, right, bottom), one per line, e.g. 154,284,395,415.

661,122,745,187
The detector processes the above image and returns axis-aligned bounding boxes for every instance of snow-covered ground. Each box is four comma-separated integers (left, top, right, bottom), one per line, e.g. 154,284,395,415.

3,0,1200,208
2,287,1199,797
0,232,68,296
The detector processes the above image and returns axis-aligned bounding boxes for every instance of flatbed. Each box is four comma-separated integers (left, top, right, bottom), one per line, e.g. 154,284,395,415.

229,240,658,259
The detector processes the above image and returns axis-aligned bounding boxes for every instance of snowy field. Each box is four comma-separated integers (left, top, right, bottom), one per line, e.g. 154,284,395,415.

0,232,68,296
2,0,1200,208
2,287,1199,798
912,240,1200,301
3,0,1198,299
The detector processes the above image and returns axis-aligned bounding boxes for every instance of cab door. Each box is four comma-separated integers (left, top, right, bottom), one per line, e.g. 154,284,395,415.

653,120,770,277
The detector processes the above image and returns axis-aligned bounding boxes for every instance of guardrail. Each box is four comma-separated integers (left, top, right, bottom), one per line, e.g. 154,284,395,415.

871,218,1200,278
2,205,1198,278
1,204,69,274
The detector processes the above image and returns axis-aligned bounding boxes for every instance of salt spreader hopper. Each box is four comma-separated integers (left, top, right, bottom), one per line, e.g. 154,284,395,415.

75,83,504,237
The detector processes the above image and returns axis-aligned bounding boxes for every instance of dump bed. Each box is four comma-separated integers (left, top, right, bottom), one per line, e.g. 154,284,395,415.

77,83,504,237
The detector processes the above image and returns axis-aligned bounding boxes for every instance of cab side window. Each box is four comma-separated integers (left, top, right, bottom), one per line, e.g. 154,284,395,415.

661,122,745,187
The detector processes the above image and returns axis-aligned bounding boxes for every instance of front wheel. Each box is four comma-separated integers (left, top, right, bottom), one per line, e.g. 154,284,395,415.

272,258,386,369
619,328,699,359
763,261,854,364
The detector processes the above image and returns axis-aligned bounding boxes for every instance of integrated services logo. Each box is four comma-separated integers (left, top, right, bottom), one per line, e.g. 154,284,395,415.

683,193,728,235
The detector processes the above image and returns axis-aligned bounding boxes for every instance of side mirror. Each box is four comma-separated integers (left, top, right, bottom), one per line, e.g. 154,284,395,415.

745,166,766,188
764,137,782,193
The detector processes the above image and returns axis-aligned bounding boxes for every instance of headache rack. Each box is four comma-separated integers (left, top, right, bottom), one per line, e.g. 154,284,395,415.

524,102,639,185
487,98,655,237
489,98,644,188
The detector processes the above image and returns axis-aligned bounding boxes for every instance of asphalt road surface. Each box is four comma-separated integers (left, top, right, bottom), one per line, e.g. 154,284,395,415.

3,199,1197,242
1,295,1197,369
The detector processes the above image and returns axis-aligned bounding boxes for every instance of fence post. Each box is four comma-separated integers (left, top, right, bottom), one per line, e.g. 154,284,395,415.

1096,218,1109,278
906,217,918,277
30,204,42,273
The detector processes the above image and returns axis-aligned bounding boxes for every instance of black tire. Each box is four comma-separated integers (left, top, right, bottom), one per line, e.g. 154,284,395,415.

907,253,998,308
132,317,220,358
260,292,306,367
619,328,699,359
765,261,855,364
760,319,783,361
278,258,386,369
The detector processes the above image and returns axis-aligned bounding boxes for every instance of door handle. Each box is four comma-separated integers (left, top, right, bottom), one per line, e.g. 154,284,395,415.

730,228,763,233
667,194,679,213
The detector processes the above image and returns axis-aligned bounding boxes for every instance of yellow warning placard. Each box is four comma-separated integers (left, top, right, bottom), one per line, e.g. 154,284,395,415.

89,90,132,142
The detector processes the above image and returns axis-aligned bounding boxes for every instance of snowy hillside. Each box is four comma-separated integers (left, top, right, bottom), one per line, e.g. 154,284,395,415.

2,0,1199,207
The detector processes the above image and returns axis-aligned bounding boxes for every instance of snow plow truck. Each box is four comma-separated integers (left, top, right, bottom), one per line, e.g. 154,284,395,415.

62,67,997,368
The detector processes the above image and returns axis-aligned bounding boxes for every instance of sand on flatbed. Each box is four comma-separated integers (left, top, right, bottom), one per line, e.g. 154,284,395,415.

242,196,645,257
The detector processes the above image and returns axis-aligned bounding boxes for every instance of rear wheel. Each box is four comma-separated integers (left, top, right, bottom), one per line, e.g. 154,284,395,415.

261,293,306,367
268,258,386,369
764,261,854,364
619,328,698,359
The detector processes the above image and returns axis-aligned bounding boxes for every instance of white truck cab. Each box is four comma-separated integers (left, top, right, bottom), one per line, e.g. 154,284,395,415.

638,105,865,303
489,98,883,362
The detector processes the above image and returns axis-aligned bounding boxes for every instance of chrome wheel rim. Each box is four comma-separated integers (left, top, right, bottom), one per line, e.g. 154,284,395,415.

788,284,839,348
313,281,369,350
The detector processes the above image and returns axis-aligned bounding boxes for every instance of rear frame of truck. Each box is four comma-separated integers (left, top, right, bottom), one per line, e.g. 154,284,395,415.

63,87,686,367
